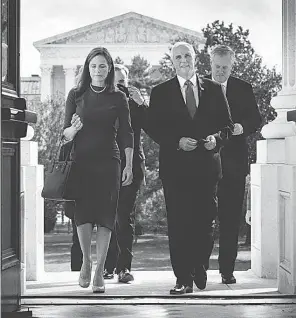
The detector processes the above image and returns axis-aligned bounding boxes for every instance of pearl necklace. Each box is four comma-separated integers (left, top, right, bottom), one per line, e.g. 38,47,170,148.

90,84,106,93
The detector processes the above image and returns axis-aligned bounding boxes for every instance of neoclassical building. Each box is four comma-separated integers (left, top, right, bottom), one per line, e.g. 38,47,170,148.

33,11,204,102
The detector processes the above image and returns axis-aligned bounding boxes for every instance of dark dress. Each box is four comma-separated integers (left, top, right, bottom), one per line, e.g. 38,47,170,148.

63,86,134,230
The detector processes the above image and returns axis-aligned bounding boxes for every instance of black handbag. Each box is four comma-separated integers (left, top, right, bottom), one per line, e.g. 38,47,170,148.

41,138,77,201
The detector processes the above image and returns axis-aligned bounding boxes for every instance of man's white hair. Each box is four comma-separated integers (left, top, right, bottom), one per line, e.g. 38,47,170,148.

171,41,196,58
210,45,236,64
114,63,129,77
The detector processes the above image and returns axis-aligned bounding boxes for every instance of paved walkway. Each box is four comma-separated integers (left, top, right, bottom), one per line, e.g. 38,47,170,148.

22,271,296,318
21,304,296,318
44,233,251,272
24,270,277,298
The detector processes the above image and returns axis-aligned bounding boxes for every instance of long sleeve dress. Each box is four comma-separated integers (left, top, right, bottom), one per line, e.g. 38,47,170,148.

63,85,134,230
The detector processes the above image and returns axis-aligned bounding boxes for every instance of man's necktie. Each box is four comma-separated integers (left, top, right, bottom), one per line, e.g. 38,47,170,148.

185,80,196,118
221,83,227,96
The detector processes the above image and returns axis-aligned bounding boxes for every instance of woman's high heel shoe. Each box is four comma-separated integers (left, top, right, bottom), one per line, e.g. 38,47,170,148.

92,272,105,293
92,285,105,293
79,262,92,288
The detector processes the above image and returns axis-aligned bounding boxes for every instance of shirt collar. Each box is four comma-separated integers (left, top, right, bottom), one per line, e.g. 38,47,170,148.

177,74,197,88
212,76,228,88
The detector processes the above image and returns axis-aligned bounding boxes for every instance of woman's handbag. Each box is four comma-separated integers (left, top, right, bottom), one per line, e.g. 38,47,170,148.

41,138,77,201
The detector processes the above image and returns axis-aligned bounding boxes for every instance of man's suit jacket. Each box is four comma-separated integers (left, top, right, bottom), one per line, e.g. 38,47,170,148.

205,75,262,179
146,75,234,182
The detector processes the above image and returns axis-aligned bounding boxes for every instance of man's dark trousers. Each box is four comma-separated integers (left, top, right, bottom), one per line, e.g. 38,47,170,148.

70,218,83,271
217,175,246,276
105,164,143,274
64,201,83,271
162,175,217,286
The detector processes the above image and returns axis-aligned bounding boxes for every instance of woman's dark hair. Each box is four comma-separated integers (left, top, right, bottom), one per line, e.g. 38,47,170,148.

76,47,115,96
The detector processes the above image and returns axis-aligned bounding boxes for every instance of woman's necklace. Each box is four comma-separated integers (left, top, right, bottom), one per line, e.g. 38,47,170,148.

90,84,106,93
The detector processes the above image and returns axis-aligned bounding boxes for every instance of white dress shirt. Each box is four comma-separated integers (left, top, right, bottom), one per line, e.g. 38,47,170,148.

177,74,199,108
212,76,228,94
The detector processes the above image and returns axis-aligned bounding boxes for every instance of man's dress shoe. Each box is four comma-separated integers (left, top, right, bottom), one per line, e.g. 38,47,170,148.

169,283,193,295
193,265,207,290
221,274,236,284
103,269,114,280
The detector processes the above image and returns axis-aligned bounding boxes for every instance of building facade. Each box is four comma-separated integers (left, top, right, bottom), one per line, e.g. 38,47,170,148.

31,11,204,102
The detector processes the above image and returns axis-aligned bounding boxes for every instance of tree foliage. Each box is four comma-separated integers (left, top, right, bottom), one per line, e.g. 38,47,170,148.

29,97,66,232
128,55,150,88
31,97,65,168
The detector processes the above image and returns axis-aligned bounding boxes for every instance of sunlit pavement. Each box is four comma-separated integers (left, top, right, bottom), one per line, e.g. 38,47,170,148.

24,269,277,298
20,270,296,317
19,303,296,318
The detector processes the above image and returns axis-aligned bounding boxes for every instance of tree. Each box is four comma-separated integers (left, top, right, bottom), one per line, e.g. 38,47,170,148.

32,97,65,168
128,55,150,88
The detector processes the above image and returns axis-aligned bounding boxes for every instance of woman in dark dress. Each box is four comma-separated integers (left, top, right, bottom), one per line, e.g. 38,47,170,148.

63,47,134,293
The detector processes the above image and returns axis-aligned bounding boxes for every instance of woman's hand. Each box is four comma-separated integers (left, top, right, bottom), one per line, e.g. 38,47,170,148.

122,165,133,186
63,114,83,141
71,114,83,131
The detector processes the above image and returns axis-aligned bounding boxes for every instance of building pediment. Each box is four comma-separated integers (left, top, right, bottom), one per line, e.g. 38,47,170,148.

33,12,204,47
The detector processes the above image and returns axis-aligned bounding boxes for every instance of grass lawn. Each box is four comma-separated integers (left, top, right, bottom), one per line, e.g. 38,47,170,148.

44,226,250,272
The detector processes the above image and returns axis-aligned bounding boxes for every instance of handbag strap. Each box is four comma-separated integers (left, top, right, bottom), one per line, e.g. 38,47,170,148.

62,137,75,163
52,136,75,164
52,89,78,165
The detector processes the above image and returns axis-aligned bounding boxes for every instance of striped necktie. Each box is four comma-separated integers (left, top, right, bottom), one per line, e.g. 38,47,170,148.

185,80,196,118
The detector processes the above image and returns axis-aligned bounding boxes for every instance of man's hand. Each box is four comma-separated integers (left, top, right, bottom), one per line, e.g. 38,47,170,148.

122,165,133,186
204,135,216,150
179,137,198,151
233,123,244,135
245,210,251,225
129,86,145,106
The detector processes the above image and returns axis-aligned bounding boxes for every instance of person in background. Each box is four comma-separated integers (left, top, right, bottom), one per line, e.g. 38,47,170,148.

206,45,261,284
104,64,147,283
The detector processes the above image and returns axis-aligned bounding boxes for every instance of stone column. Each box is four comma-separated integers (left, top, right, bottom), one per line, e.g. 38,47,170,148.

261,0,296,139
21,126,45,281
40,65,53,103
251,0,296,294
63,65,77,98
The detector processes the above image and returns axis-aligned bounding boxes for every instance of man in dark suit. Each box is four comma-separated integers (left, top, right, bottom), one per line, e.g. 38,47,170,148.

104,64,147,283
207,45,262,284
146,42,233,294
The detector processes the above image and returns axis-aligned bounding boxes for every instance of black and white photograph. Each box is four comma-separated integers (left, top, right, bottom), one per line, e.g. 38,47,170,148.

2,0,296,317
